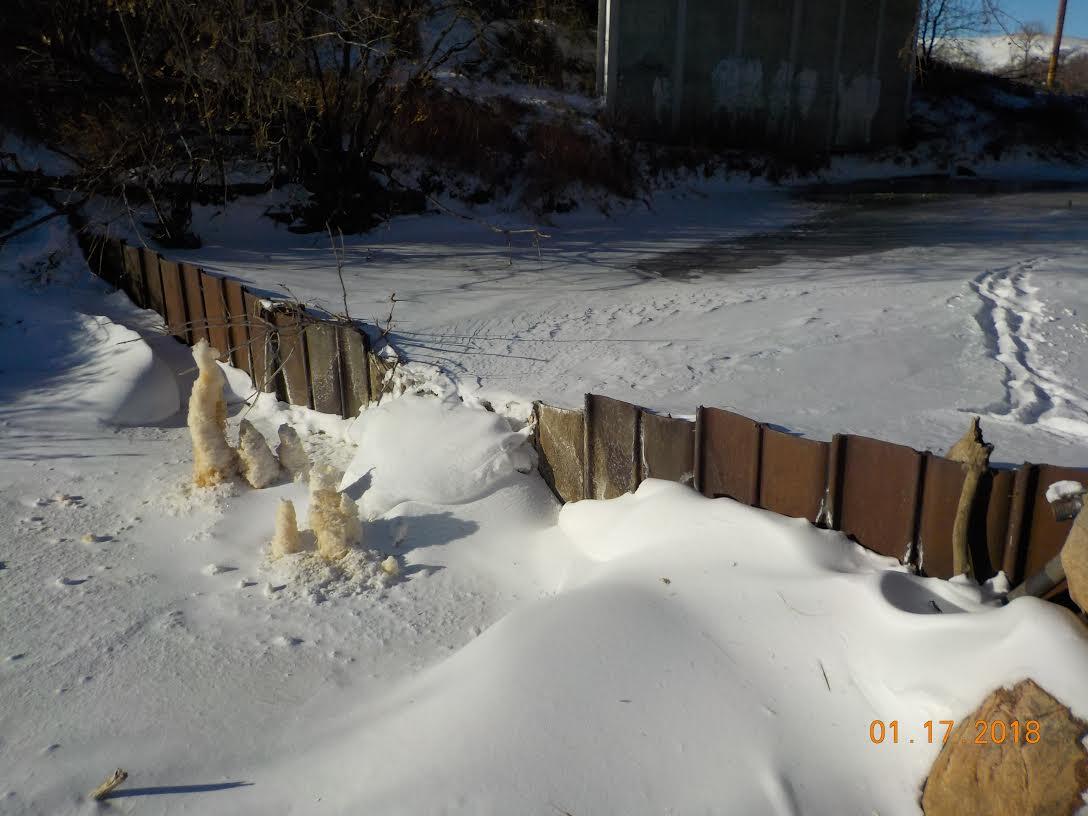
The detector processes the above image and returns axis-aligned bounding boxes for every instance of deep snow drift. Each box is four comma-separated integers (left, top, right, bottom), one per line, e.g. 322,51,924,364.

2,206,1088,815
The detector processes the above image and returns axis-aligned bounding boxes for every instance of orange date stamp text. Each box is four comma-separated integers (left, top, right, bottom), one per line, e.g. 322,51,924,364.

868,719,1041,745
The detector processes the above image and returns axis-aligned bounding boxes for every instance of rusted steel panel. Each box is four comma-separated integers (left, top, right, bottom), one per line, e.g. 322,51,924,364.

1021,464,1088,585
180,263,209,345
758,428,829,524
140,247,166,319
534,402,586,503
85,235,119,287
200,271,232,362
157,259,189,342
121,244,147,308
221,279,251,376
305,322,344,416
94,238,124,288
584,394,639,500
271,306,311,407
695,407,762,506
981,468,1015,581
1002,464,1036,585
338,325,371,418
916,454,967,579
823,433,846,529
638,411,695,487
242,289,274,394
105,239,126,289
916,461,1012,582
833,434,924,563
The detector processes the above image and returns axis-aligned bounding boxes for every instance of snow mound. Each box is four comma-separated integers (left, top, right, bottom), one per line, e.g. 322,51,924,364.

342,395,536,517
90,315,181,425
560,477,884,572
1,310,180,426
271,479,1088,816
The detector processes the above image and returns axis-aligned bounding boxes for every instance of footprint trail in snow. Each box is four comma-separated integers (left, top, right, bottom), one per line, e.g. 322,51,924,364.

971,259,1088,441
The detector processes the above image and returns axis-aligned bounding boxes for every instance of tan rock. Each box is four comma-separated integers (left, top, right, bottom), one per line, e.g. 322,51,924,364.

921,679,1088,816
1061,508,1088,613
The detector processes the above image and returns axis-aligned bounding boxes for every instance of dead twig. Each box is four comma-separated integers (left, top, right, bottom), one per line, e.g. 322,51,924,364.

326,222,352,323
378,292,397,342
89,768,128,801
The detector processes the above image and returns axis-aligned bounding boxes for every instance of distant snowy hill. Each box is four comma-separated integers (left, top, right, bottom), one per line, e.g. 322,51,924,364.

944,33,1088,72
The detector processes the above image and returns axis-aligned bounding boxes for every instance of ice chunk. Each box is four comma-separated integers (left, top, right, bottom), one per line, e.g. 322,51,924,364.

238,419,280,489
277,424,311,483
188,339,237,487
271,499,301,558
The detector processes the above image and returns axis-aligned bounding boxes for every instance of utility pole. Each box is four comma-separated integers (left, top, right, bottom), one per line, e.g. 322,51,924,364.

1046,0,1069,89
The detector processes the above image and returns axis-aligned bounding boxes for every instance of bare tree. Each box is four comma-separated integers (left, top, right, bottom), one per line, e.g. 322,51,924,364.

2,0,484,238
1007,20,1049,77
916,0,992,65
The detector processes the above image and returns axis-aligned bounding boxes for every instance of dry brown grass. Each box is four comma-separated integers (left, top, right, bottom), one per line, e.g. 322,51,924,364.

391,88,525,187
523,119,636,205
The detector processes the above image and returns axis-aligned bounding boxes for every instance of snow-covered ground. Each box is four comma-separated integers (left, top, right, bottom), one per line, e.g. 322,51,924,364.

157,181,1088,467
3,183,1088,815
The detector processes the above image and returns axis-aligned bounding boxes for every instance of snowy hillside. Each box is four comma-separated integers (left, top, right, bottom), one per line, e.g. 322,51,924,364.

948,33,1088,72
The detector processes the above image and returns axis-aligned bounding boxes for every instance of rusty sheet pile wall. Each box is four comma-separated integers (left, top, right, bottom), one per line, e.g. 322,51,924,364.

76,233,1083,607
79,233,395,419
534,396,1086,606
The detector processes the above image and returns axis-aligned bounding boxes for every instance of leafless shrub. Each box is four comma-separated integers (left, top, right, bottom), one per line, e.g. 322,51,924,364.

523,120,637,208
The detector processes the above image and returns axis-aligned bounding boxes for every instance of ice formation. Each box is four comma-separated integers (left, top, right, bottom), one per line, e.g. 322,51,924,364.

271,499,301,558
277,424,311,483
339,493,363,549
237,419,280,489
188,339,236,487
945,417,992,580
309,465,360,561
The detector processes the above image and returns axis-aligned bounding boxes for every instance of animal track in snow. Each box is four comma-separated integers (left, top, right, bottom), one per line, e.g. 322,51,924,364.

971,260,1088,438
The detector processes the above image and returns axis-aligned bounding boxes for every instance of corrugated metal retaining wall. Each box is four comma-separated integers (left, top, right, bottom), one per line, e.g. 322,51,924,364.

78,233,395,418
601,0,918,152
534,396,1086,607
74,233,1083,607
